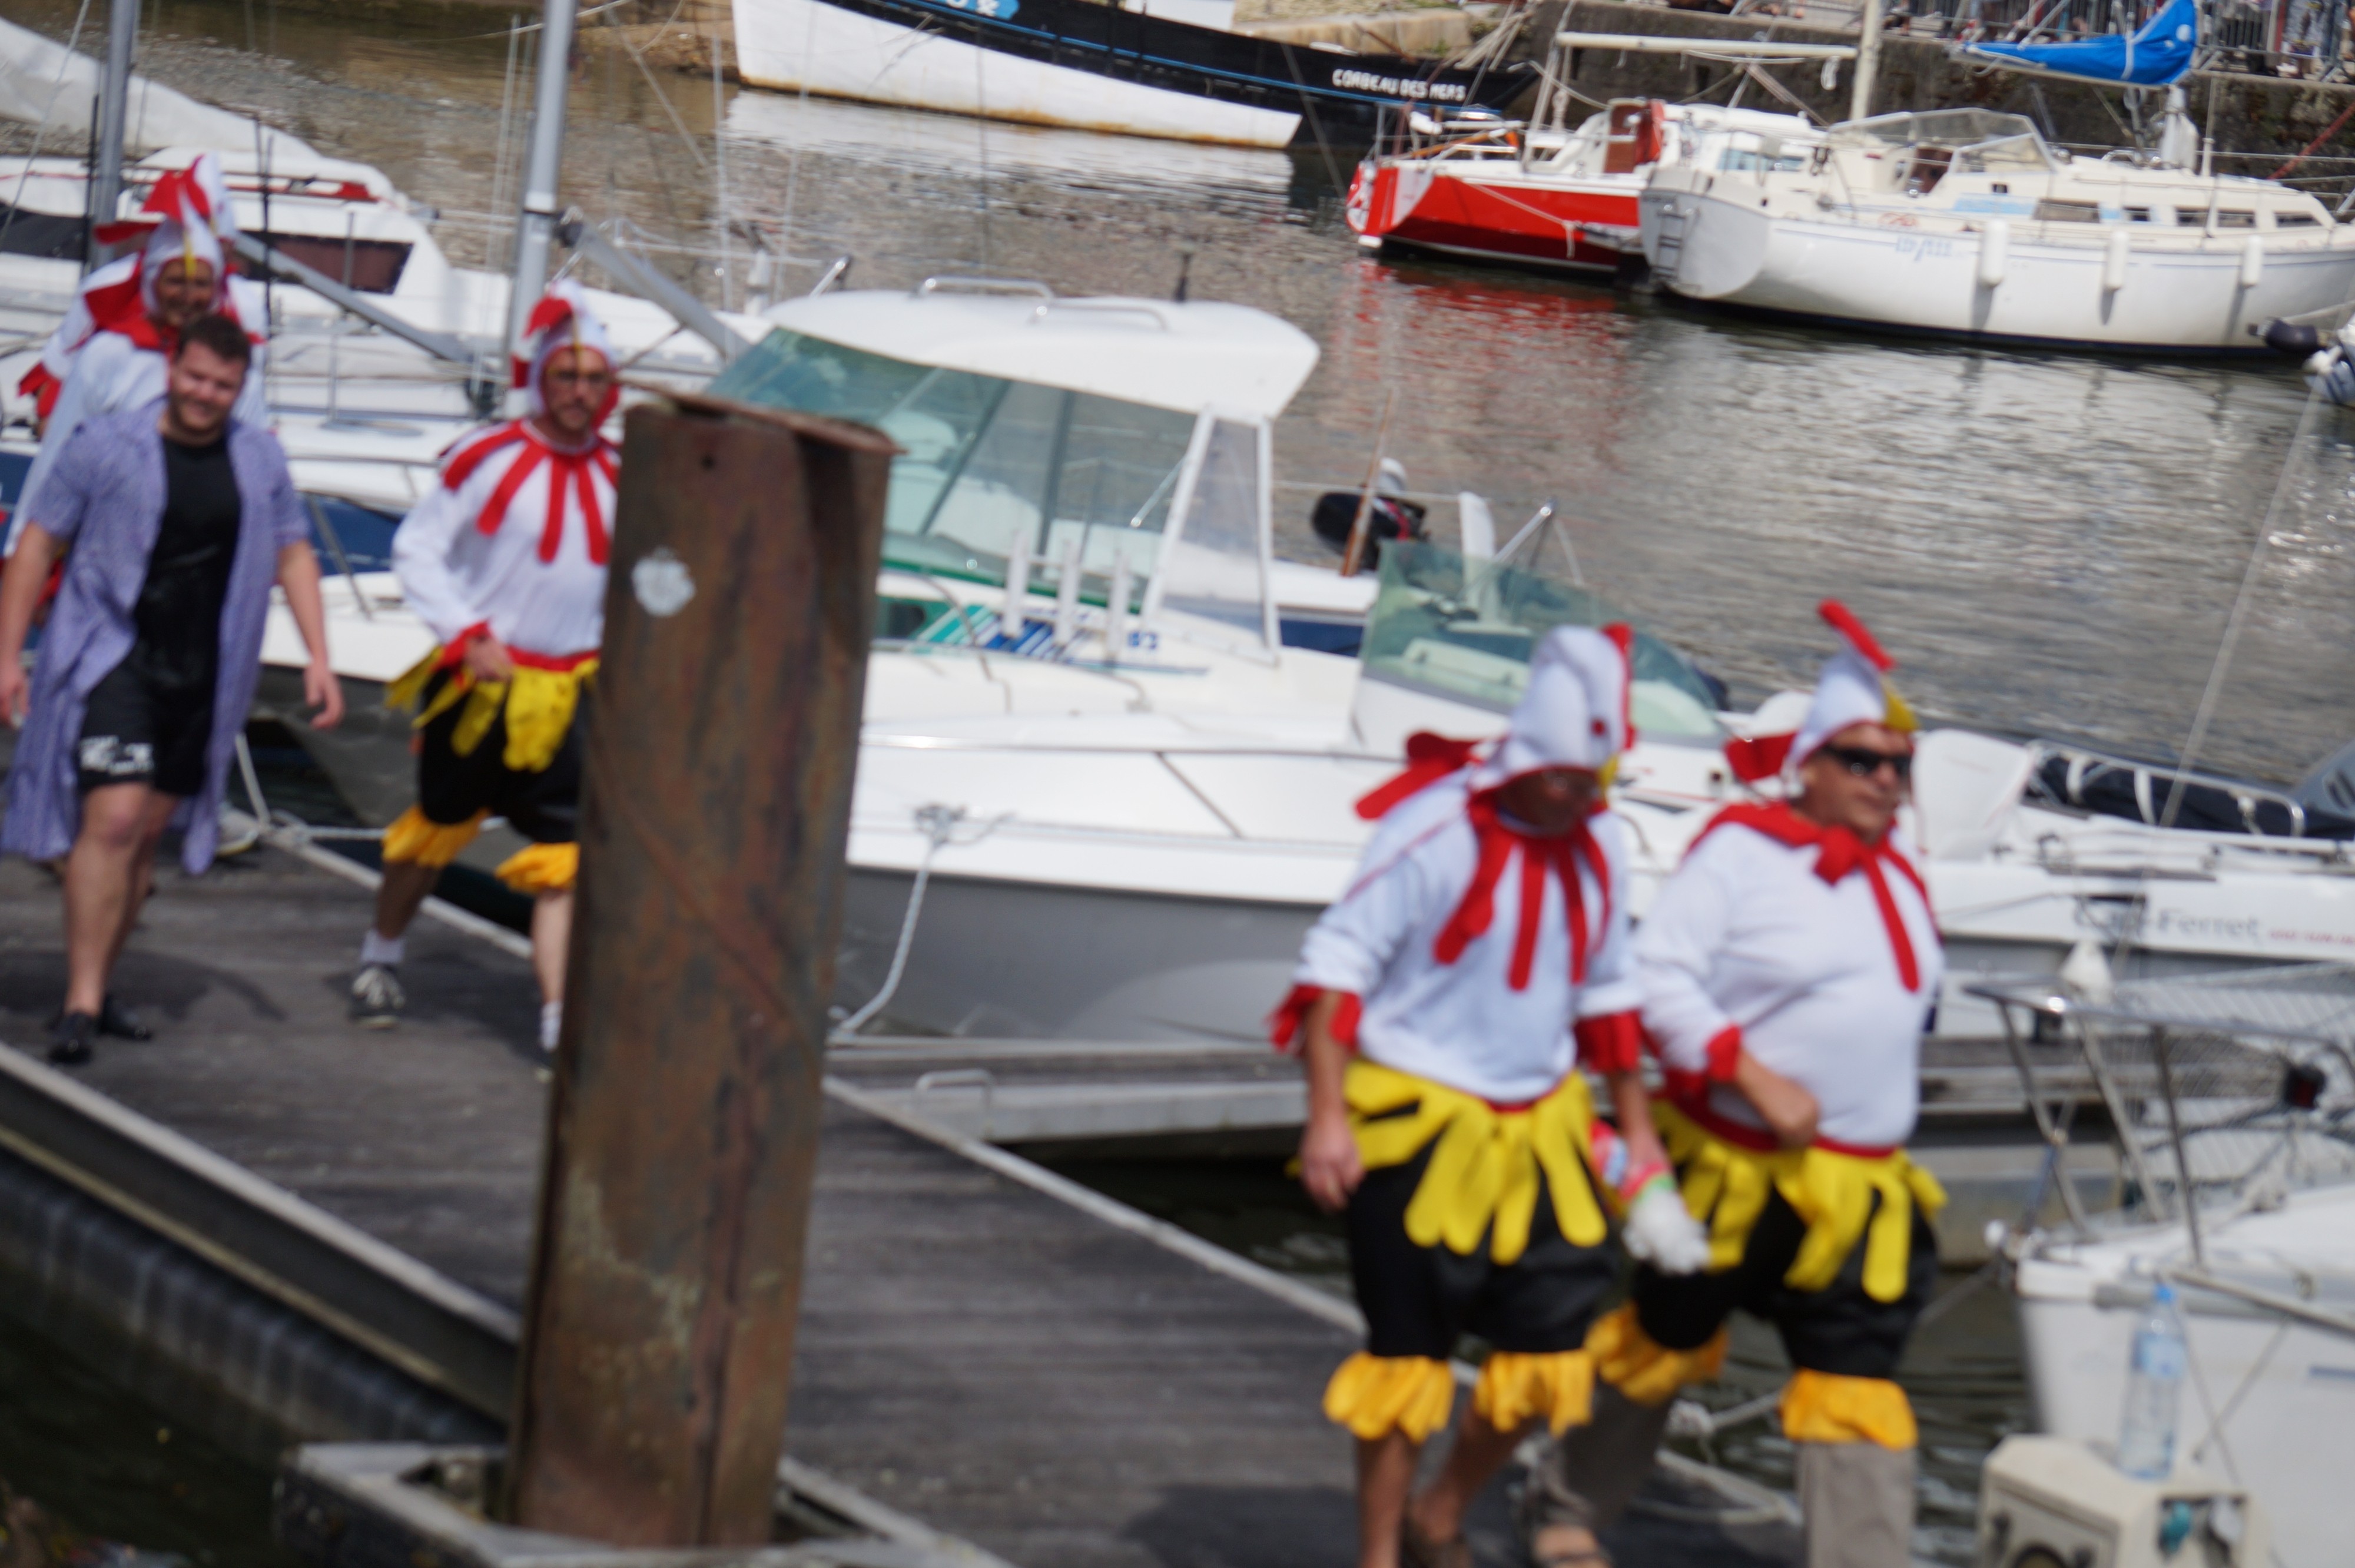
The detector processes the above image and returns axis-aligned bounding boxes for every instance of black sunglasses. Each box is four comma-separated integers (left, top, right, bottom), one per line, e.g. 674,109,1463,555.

1823,745,1912,781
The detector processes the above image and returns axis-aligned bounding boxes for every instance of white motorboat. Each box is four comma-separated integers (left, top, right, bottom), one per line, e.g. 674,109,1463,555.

1971,966,2355,1568
1639,106,2355,350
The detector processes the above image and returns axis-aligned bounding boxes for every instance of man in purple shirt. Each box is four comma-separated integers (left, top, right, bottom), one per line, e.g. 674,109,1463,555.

0,315,343,1065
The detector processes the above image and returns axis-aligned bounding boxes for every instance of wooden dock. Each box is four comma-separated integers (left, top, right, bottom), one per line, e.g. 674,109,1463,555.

0,837,1802,1567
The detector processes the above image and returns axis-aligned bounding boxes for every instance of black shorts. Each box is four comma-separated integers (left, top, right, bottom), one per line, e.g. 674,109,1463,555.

1346,1142,1620,1360
1630,1182,1938,1380
414,669,586,845
77,654,213,798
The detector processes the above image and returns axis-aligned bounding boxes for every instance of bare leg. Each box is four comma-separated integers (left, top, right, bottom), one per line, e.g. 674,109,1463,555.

64,785,177,1015
530,887,572,1007
101,794,177,982
1408,1407,1527,1546
1355,1432,1419,1568
370,858,444,944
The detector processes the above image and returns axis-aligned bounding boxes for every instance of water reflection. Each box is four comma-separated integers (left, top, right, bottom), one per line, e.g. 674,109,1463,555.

0,1314,285,1568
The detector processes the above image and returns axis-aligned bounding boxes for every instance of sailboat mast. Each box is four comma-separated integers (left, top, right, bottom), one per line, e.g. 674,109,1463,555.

1851,0,1882,120
87,0,139,266
508,0,579,362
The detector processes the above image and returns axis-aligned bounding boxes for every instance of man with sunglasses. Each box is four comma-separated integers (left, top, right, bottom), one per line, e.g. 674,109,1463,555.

1520,601,1945,1568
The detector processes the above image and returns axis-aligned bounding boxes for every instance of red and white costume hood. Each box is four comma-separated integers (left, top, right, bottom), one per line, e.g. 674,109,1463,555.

11,154,268,551
390,283,618,662
1278,625,1645,1105
1637,603,1941,1151
1724,600,1918,785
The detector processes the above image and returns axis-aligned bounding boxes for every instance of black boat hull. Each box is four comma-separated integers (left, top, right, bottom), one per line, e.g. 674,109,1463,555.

730,0,1533,149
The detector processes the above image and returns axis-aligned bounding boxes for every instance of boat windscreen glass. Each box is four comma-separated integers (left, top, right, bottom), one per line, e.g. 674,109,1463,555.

710,329,1195,598
1363,541,1724,744
1832,110,2051,168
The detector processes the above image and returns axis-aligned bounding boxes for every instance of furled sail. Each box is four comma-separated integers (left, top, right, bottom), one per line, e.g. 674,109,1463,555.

0,15,314,158
1959,0,2199,87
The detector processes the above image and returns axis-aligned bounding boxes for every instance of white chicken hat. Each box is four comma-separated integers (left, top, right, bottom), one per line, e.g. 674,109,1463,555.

1727,600,1916,783
1471,624,1636,788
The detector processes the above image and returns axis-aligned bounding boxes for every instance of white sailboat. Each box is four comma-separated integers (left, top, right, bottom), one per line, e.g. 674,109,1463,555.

1638,0,2355,352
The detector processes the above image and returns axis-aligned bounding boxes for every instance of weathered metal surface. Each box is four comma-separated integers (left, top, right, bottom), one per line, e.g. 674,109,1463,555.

505,395,894,1543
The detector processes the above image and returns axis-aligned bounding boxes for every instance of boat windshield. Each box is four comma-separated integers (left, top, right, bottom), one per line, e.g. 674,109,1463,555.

1831,110,2054,171
1362,541,1724,745
710,329,1198,591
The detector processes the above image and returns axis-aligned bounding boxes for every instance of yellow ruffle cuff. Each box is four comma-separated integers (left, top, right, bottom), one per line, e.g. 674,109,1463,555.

496,842,579,896
1323,1352,1455,1442
380,806,486,868
1346,1059,1607,1264
387,649,596,774
1653,1102,1946,1302
1474,1350,1594,1436
1586,1300,1727,1406
1779,1369,1917,1450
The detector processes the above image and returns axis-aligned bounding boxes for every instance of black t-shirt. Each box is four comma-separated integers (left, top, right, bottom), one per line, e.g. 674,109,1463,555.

131,436,243,694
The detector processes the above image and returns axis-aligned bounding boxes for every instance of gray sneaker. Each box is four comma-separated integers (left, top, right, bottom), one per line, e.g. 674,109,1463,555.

350,964,405,1028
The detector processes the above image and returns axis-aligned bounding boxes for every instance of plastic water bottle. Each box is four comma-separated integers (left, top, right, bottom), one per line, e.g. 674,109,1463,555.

2116,1282,2187,1480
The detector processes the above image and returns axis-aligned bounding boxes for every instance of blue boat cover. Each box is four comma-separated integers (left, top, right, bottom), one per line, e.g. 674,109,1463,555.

1963,0,2198,87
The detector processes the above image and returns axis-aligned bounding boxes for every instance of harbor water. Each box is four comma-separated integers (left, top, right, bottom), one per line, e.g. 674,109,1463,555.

0,0,2330,1559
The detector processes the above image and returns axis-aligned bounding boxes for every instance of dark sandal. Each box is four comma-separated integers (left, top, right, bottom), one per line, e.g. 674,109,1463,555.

1400,1518,1475,1568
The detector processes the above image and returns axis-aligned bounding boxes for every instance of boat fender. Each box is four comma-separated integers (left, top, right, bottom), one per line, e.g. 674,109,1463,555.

2239,234,2264,289
2102,228,2130,293
2263,319,2327,355
1976,220,2008,289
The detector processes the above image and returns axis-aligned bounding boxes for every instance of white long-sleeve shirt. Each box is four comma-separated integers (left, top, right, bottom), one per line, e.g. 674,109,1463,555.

392,419,616,659
12,325,268,552
1635,810,1942,1150
1294,776,1643,1105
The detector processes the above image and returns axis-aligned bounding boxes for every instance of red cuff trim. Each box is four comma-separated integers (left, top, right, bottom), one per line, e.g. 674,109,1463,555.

1574,1012,1644,1075
1704,1025,1743,1083
1268,985,1361,1054
436,622,492,669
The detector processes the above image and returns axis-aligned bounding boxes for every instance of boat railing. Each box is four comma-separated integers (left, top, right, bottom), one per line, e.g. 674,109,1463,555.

1969,967,2355,1252
914,276,1056,299
1031,300,1173,330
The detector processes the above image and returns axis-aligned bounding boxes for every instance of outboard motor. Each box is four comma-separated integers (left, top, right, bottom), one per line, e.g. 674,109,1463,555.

1311,457,1428,568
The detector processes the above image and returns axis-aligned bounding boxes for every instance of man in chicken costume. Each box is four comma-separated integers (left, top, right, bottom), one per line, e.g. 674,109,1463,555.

348,282,618,1052
13,154,268,542
1276,625,1710,1568
1521,601,1945,1568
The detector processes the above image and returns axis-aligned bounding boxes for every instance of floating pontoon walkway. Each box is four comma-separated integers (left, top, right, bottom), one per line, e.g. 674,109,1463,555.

0,839,1799,1567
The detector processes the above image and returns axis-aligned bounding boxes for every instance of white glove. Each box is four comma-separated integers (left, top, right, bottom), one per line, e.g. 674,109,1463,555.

1621,1175,1711,1276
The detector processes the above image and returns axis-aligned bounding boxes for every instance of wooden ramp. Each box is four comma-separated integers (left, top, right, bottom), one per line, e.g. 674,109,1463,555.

0,843,1798,1568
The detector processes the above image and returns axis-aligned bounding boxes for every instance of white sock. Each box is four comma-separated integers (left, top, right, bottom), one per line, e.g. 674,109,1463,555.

539,1000,562,1053
360,930,405,968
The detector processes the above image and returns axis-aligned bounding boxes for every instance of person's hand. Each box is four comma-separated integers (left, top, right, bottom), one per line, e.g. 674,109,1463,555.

304,662,345,730
462,633,516,683
1621,1175,1711,1275
0,656,26,730
1734,1053,1819,1149
1298,1112,1364,1214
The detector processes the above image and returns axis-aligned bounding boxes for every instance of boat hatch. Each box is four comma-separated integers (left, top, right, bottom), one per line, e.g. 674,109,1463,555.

1357,539,1724,744
710,324,1281,662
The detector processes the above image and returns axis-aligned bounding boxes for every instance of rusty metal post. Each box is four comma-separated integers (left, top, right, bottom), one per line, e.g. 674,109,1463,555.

505,393,894,1544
